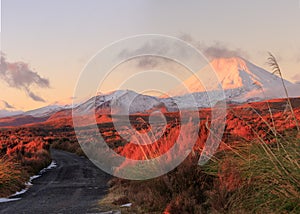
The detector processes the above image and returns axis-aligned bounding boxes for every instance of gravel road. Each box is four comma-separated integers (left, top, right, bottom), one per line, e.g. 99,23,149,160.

0,149,112,214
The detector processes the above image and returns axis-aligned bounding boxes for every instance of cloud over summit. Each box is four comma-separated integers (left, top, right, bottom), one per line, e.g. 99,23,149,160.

180,34,249,60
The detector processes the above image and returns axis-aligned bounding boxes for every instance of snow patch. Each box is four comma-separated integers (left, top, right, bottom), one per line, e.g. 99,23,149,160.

24,105,65,117
0,198,21,203
120,203,132,208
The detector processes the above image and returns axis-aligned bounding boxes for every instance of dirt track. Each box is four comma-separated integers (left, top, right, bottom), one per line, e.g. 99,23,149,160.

0,149,112,214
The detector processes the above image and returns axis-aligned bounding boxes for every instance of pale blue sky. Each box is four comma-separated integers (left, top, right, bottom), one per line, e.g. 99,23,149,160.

1,0,300,110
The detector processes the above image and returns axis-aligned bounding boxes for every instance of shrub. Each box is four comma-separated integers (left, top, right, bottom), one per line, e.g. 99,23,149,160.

204,134,300,213
0,157,29,197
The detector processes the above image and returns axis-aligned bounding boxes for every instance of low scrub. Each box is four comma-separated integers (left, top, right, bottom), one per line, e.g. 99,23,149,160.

100,154,214,213
102,130,300,213
0,127,52,197
204,134,300,213
0,157,29,197
51,138,84,156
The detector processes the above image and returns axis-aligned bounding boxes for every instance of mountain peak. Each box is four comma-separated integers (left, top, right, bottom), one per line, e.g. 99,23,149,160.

206,56,294,91
209,57,256,90
171,57,295,100
210,57,251,74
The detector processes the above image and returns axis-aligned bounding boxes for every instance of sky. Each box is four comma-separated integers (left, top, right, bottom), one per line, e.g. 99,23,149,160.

0,0,300,111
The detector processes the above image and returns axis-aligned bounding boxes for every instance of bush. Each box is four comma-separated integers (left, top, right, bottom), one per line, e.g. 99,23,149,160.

103,154,214,213
204,134,300,213
0,157,29,197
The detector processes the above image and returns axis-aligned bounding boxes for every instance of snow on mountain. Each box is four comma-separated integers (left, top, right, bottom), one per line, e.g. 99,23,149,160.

74,90,164,115
180,57,292,92
0,104,74,120
24,105,67,117
109,90,163,114
0,109,23,118
210,57,292,91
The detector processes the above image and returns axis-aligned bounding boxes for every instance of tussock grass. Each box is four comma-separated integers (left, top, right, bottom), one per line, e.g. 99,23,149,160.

101,154,214,214
0,128,52,197
267,52,300,132
204,83,300,213
0,157,29,197
204,134,300,213
51,138,84,156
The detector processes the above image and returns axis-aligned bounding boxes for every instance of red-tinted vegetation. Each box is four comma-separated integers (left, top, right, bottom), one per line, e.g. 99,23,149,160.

1,97,299,211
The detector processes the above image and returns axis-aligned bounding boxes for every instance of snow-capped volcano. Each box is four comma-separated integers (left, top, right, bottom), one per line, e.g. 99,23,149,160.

209,57,291,91
173,57,297,102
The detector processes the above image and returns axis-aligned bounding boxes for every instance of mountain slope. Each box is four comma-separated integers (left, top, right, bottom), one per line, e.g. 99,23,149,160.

1,57,299,126
0,110,23,118
24,105,66,117
173,57,297,102
74,90,164,115
0,100,23,118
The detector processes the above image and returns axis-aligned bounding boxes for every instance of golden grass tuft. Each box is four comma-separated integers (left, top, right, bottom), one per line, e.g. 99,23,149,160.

0,157,29,197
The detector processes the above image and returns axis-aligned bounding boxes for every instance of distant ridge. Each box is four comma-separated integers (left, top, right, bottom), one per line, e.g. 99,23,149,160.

1,57,300,124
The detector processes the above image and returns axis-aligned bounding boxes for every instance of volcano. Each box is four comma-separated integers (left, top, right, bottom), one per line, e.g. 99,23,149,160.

172,57,298,103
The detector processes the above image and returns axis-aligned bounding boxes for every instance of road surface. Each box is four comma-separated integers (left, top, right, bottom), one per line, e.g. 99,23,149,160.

0,149,112,214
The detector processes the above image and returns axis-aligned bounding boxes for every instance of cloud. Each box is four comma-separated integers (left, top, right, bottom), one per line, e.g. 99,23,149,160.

118,39,171,59
292,73,300,84
179,33,249,60
117,39,184,69
3,100,14,109
0,53,50,102
52,96,77,105
0,100,15,109
202,43,248,59
295,52,300,63
137,57,159,68
25,88,46,102
118,34,249,70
